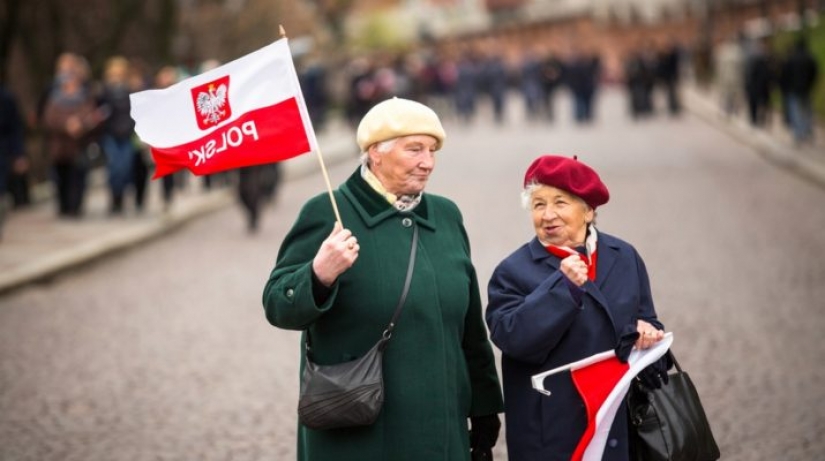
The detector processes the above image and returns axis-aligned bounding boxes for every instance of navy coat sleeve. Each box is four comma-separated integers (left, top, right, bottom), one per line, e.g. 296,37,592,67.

486,243,584,365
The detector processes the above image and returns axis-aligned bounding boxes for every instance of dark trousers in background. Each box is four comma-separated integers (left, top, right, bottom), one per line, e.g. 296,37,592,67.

132,151,149,212
7,170,30,208
52,162,87,217
238,163,281,233
664,81,682,115
239,166,262,232
162,173,175,210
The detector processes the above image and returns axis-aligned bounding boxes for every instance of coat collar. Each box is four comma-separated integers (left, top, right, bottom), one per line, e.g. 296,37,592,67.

529,234,622,335
527,233,621,289
339,168,436,230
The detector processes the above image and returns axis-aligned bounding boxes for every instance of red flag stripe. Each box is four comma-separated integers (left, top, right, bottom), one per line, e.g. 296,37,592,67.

569,357,630,461
150,97,310,178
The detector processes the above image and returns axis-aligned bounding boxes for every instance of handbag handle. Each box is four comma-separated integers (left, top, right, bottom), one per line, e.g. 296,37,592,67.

668,350,683,374
382,222,418,341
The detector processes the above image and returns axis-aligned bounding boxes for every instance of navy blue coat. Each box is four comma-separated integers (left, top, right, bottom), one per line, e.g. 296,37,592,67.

486,232,663,461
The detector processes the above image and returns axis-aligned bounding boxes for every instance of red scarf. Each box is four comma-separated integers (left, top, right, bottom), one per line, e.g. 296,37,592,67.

545,225,598,281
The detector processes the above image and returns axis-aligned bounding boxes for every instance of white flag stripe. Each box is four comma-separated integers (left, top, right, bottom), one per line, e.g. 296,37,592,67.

583,333,673,461
131,39,309,148
532,349,617,396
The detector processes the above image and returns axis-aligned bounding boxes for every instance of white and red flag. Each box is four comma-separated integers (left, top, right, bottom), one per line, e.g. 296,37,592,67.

531,333,674,461
130,38,316,179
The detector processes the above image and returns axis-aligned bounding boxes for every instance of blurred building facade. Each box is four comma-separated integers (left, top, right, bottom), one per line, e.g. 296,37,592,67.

339,0,820,81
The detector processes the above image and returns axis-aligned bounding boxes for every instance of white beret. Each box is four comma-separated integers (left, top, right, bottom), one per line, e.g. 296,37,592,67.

356,97,446,152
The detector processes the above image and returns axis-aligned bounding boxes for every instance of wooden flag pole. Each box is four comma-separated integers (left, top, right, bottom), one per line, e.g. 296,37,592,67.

279,25,343,225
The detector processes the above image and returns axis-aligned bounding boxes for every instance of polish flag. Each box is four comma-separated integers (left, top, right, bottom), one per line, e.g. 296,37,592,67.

130,38,316,179
531,333,673,461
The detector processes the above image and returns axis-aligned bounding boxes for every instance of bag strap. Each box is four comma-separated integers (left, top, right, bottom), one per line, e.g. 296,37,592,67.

306,222,419,352
382,222,418,341
668,350,683,373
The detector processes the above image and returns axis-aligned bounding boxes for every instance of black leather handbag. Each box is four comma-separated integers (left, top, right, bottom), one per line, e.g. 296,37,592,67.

628,351,721,461
297,224,418,430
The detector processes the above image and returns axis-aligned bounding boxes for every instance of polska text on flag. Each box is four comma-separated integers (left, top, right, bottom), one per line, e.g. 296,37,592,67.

531,333,673,461
130,38,316,179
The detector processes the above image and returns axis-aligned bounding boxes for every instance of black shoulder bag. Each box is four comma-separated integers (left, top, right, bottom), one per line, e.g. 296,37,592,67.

297,223,419,430
628,350,721,461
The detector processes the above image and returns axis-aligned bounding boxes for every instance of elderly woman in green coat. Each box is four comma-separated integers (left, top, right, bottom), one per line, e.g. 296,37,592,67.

262,97,504,461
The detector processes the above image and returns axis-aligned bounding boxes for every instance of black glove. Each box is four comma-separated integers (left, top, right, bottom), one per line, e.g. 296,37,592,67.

637,352,674,389
470,414,501,461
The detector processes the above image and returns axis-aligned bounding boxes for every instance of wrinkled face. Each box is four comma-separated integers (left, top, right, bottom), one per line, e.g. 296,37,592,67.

530,185,593,247
369,135,438,196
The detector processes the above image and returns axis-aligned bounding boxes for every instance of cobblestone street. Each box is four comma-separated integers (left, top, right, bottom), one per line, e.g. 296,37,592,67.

1,88,824,460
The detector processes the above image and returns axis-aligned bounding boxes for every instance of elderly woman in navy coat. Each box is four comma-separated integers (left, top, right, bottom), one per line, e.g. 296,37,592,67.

485,155,667,461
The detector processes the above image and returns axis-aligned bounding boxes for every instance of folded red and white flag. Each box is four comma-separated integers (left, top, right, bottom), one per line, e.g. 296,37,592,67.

531,333,673,461
130,38,316,179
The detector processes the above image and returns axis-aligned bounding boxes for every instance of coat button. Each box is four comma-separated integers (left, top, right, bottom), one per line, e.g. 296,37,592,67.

608,438,618,448
285,288,294,298
401,217,412,227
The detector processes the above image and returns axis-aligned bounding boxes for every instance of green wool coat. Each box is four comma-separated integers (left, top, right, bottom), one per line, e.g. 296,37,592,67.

263,169,504,461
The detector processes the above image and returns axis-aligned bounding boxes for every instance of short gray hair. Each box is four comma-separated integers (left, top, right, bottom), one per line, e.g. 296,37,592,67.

359,138,398,167
520,181,543,209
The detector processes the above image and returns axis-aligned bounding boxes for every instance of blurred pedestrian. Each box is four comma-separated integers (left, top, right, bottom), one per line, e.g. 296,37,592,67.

98,56,137,215
427,51,459,120
154,66,180,211
237,165,264,233
262,97,504,461
0,82,26,239
42,54,104,218
346,57,376,128
567,47,601,123
485,155,670,461
298,56,329,132
624,47,656,119
127,59,151,213
520,47,546,121
715,33,746,118
454,50,480,123
540,51,565,122
480,49,508,124
781,36,820,145
4,80,30,209
237,162,280,234
657,38,683,116
744,37,776,127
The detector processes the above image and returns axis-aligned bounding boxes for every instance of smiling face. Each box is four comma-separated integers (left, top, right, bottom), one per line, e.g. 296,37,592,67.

530,185,594,248
368,134,439,196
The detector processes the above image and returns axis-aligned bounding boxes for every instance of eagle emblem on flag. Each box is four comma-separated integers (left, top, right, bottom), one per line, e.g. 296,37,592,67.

191,76,232,130
131,38,314,178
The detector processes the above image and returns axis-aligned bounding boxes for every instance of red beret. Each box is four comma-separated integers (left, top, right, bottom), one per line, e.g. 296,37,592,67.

523,155,610,208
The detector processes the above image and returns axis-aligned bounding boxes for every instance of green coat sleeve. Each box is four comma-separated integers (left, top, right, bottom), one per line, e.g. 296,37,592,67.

262,194,340,330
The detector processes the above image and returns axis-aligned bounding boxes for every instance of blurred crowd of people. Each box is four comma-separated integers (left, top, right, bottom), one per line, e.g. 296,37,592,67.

1,52,181,222
0,32,821,239
337,44,605,128
0,52,285,237
715,33,820,145
623,39,685,118
33,52,151,220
